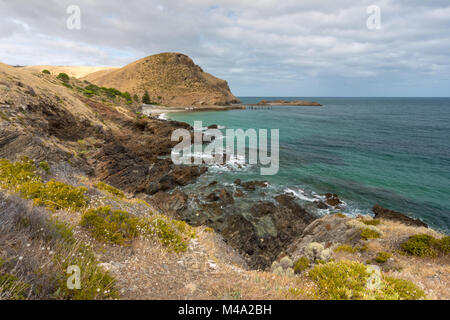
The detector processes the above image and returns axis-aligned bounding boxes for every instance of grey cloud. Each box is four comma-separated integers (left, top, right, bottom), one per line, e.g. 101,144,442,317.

0,0,449,96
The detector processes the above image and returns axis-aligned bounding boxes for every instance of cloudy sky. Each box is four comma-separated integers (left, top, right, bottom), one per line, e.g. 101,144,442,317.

1,0,449,96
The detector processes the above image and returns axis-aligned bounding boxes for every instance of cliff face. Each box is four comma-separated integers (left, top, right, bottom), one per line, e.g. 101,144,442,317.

0,62,204,194
82,52,240,107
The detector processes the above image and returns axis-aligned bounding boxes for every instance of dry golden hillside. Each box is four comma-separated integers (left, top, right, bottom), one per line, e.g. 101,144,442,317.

81,52,240,107
22,66,119,79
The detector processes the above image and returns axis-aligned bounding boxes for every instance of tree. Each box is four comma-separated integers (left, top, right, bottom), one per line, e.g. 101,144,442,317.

142,90,151,104
57,73,70,83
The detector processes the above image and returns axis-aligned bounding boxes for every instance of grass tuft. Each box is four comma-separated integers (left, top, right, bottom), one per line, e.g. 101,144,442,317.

95,182,125,198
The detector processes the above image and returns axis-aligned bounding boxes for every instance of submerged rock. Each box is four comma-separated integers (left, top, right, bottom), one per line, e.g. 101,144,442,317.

218,189,234,205
241,180,268,191
323,193,342,207
206,192,219,202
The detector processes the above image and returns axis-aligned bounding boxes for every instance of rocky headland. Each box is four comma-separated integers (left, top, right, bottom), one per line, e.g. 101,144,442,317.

255,99,322,106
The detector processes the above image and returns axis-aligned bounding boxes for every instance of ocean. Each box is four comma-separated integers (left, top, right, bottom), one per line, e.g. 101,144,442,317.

167,97,450,233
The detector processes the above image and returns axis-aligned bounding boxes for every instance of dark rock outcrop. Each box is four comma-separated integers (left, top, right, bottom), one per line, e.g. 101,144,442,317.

373,205,428,228
241,180,268,191
323,193,342,207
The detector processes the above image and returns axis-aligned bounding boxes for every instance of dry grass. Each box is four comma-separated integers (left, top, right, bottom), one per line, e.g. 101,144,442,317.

22,66,119,79
330,218,449,299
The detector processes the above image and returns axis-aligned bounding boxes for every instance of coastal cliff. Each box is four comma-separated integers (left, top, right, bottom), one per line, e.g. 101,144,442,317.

0,61,448,300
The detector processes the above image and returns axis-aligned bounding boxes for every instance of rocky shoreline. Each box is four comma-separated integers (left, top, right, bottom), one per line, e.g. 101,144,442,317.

144,112,432,270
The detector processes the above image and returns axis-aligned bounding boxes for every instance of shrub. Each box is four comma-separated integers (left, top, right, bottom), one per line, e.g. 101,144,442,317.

83,90,95,97
438,236,450,254
41,69,51,74
80,207,194,251
29,180,87,211
81,206,139,245
375,277,425,300
362,219,381,226
95,181,125,198
361,228,382,240
61,82,73,89
0,158,87,211
308,260,369,299
401,234,449,257
39,161,50,174
308,260,425,300
101,87,122,98
293,257,310,274
334,244,357,254
133,94,139,102
147,216,189,252
85,84,100,93
0,157,39,189
335,213,346,218
56,73,70,83
375,251,392,263
121,91,132,103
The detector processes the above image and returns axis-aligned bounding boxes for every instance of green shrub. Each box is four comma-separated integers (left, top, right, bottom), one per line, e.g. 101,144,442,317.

85,84,100,93
41,69,51,74
101,87,122,98
81,206,139,245
27,180,87,211
308,260,425,300
308,261,369,300
148,216,189,252
334,244,357,254
362,219,381,226
56,73,70,83
293,257,310,274
95,181,125,198
401,234,449,257
438,236,450,254
358,245,368,252
39,161,50,174
121,91,132,103
0,158,87,211
361,228,381,240
80,207,193,252
375,277,425,300
375,251,392,263
0,157,39,188
83,90,95,97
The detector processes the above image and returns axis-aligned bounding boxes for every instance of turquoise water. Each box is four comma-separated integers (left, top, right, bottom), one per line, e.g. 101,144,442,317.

168,97,450,233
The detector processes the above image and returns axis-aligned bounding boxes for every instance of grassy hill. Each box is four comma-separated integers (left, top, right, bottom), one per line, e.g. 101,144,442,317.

82,52,240,107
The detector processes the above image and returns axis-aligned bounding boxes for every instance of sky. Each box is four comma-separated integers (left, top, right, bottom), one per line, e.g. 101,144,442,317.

1,0,449,97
